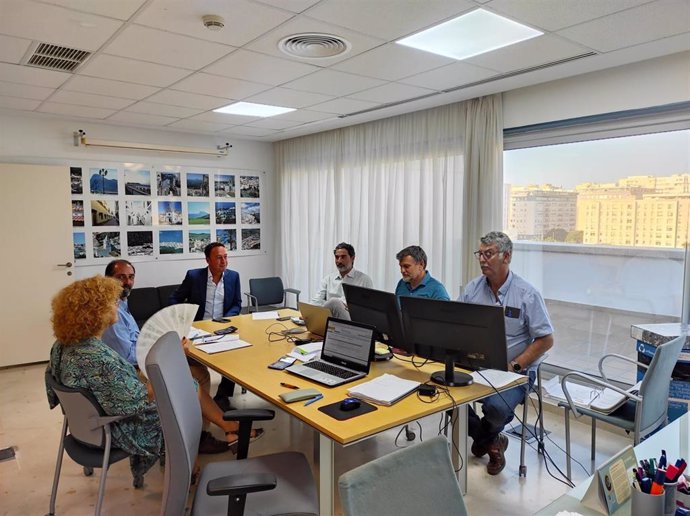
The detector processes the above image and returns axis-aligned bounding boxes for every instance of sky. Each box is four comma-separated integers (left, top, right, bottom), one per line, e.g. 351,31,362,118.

504,129,690,189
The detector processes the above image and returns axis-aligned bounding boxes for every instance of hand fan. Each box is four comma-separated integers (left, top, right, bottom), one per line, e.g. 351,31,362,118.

136,303,198,375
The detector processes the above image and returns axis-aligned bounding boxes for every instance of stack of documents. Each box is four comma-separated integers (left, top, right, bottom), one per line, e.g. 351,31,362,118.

470,369,524,389
187,328,252,354
347,374,421,406
252,311,280,320
287,342,323,362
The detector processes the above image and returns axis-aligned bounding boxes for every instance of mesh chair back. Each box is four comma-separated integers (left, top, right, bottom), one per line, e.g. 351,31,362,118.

249,277,285,306
636,334,685,437
127,287,159,327
146,331,202,516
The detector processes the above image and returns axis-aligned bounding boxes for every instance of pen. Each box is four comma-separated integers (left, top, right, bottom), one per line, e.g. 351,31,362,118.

304,394,323,406
281,382,299,390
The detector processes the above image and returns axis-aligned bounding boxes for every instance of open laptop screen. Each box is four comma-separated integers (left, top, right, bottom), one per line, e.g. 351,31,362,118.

322,318,374,369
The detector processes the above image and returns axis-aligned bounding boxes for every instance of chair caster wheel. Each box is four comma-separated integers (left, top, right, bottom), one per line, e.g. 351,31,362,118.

83,466,94,476
133,474,144,489
519,465,527,478
405,429,415,441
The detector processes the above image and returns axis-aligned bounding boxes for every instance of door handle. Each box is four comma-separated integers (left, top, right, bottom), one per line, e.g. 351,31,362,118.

57,262,73,268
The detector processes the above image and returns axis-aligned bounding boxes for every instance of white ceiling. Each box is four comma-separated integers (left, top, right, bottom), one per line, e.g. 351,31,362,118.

0,0,688,142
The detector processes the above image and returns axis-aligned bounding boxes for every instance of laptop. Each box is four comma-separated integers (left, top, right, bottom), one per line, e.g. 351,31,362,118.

298,301,331,338
286,317,376,387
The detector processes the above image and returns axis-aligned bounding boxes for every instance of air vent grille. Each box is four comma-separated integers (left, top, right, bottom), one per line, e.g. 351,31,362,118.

279,33,350,59
26,43,91,72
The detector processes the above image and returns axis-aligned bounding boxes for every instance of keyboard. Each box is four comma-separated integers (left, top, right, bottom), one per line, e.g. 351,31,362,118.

303,361,357,379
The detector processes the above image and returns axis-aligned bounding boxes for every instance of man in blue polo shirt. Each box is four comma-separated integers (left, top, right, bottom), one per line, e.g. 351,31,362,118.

461,231,554,475
394,245,449,300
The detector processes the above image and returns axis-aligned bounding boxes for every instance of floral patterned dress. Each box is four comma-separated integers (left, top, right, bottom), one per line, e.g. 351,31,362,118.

45,337,163,479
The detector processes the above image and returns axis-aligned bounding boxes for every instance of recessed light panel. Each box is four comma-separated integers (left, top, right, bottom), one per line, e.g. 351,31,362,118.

396,9,543,61
213,102,295,117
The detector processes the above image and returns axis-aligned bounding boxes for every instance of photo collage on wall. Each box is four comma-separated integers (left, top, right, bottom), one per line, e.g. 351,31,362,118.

70,164,262,263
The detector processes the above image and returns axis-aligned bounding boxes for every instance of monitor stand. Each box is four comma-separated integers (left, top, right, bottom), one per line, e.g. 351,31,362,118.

431,356,473,387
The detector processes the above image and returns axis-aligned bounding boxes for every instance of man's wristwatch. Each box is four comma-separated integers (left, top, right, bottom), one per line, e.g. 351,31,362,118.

510,360,522,373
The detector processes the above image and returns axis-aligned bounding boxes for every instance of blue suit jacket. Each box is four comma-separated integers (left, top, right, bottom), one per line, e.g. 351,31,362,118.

169,267,242,321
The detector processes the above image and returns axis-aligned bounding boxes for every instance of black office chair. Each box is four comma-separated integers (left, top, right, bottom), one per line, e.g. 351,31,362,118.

157,284,179,309
126,287,159,327
244,277,300,313
46,369,136,516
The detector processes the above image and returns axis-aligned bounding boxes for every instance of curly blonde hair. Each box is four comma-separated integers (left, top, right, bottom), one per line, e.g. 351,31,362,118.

51,276,122,345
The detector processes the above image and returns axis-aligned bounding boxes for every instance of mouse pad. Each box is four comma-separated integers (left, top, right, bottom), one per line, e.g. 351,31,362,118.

318,400,377,420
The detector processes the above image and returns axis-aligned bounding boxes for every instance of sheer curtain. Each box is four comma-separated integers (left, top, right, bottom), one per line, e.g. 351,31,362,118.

275,96,501,301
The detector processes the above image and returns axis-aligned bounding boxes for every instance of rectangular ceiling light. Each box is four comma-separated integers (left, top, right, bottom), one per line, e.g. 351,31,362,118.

213,101,295,117
396,9,543,61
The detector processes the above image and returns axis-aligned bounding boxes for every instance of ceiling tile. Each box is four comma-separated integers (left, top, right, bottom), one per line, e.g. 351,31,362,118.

0,80,54,100
254,0,320,13
107,111,179,126
333,43,454,81
124,101,202,118
0,62,70,88
0,34,32,64
80,54,191,87
272,109,335,123
347,83,435,104
103,25,233,70
63,76,160,100
245,15,386,65
0,95,41,110
190,111,261,125
38,102,115,119
246,118,304,130
222,126,278,137
167,119,234,132
204,49,319,85
308,97,380,115
400,62,499,90
49,90,135,109
0,0,122,51
146,89,230,110
283,69,386,96
42,0,147,20
245,87,334,108
304,0,474,40
558,1,690,53
134,0,293,47
173,73,271,100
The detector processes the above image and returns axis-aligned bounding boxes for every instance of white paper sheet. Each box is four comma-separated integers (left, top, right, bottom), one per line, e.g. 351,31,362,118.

470,369,524,389
195,338,252,354
251,311,280,320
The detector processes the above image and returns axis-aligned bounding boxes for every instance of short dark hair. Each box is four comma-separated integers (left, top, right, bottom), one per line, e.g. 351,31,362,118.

204,242,226,259
396,245,427,268
105,259,135,277
333,242,355,257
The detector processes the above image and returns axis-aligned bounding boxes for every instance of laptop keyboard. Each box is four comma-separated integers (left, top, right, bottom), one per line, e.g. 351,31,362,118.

303,361,357,379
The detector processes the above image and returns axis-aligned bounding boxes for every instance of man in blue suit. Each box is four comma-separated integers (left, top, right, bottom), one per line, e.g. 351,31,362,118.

169,242,242,410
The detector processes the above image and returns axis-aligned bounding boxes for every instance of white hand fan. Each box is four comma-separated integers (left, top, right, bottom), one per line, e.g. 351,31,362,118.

136,303,199,376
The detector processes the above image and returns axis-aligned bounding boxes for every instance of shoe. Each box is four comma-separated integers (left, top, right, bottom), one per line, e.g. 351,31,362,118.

198,430,230,454
486,433,509,475
471,440,489,458
213,396,235,413
250,428,265,443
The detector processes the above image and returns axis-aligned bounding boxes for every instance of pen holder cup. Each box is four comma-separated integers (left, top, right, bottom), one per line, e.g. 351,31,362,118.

631,488,664,516
664,482,678,516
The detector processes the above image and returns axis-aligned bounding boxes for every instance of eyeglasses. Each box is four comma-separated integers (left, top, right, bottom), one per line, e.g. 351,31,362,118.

473,250,500,260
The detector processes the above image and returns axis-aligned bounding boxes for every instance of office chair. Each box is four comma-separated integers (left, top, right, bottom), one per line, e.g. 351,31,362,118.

244,277,300,313
157,284,180,309
338,435,468,516
46,369,135,516
560,334,684,480
126,287,159,327
145,331,318,516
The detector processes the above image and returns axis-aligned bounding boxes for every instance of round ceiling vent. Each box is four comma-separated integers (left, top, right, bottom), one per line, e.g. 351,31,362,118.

202,15,225,31
278,33,351,59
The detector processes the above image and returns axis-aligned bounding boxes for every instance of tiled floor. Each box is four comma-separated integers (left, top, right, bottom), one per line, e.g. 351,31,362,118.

1,363,636,516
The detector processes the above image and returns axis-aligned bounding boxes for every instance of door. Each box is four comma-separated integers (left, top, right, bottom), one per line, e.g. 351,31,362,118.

0,163,73,366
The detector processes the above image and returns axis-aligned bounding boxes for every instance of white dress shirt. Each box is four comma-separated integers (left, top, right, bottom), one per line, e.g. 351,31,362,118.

203,268,225,319
310,269,373,305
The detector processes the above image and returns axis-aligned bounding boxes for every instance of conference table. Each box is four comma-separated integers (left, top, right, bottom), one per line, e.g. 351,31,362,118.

187,311,526,516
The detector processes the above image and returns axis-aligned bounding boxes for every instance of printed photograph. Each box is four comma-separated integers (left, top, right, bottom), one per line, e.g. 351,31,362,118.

215,174,235,197
91,200,119,226
240,202,260,224
159,230,183,254
158,201,182,225
187,172,209,197
216,229,237,250
189,230,211,253
93,231,120,258
125,200,152,226
127,231,153,256
188,201,211,225
239,175,260,198
72,200,84,227
124,168,151,195
241,228,260,250
70,167,82,194
215,201,236,224
157,171,181,196
89,167,118,195
73,232,86,260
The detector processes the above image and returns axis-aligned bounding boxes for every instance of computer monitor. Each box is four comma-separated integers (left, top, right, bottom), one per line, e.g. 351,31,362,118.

399,296,508,387
342,284,412,353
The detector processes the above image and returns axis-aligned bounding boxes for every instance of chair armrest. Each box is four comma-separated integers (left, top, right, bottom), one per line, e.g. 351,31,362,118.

283,288,301,310
92,413,133,430
244,292,258,312
222,409,276,423
561,371,641,418
284,288,301,295
206,473,277,497
598,353,649,381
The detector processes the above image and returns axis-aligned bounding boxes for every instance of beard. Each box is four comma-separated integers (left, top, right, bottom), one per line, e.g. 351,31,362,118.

120,286,131,299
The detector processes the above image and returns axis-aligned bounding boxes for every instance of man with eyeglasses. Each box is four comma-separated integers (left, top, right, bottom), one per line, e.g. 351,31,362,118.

462,231,553,475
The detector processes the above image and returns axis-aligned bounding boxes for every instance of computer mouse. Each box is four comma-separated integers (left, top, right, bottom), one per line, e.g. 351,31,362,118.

339,398,361,411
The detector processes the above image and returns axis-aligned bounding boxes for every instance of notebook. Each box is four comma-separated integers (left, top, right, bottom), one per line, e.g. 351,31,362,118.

298,301,331,337
286,317,376,387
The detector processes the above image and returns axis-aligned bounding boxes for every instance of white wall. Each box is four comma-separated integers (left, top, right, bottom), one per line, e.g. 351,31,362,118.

0,111,276,294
